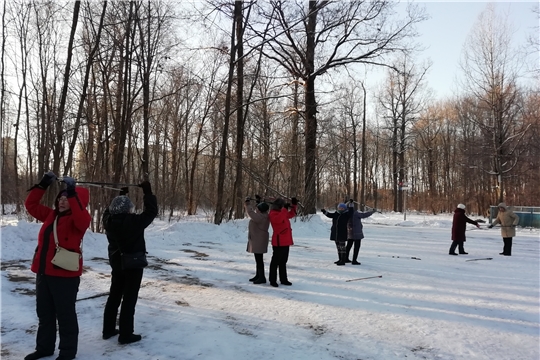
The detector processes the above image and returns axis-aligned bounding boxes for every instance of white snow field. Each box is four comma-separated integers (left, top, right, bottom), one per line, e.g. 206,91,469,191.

1,211,538,360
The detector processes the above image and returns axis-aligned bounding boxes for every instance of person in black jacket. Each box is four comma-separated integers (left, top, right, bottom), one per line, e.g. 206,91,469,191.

321,201,354,265
102,181,158,345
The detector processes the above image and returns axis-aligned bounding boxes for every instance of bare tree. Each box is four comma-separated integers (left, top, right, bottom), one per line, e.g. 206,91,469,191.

459,3,529,204
253,0,426,213
378,55,429,211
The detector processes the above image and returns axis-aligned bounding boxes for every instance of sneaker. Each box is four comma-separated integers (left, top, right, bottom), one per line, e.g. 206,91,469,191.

118,334,142,345
281,281,292,286
24,351,54,360
449,253,458,256
351,260,361,265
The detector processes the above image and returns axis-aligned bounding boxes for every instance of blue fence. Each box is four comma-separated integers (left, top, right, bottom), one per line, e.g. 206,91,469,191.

489,206,540,228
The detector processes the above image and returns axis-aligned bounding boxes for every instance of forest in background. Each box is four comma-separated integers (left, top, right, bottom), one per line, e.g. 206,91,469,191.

1,1,539,231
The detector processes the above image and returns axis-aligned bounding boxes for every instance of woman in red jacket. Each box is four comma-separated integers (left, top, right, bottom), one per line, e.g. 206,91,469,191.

24,172,91,360
268,197,298,287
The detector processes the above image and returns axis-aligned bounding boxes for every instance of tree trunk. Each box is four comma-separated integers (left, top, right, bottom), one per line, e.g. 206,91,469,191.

52,0,80,175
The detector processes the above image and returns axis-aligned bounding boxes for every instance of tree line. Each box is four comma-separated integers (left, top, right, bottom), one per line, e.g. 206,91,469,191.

1,1,538,230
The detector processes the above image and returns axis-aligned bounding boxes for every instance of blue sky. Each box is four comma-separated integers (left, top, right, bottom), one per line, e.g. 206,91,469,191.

410,1,538,99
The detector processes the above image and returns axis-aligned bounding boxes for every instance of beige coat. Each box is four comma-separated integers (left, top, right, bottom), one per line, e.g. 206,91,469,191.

492,203,519,238
245,203,269,254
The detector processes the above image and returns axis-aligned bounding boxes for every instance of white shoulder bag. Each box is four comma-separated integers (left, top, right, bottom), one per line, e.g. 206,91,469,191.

50,216,82,271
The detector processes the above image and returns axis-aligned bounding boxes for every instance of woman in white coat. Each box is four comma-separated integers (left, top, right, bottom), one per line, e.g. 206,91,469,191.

488,203,519,256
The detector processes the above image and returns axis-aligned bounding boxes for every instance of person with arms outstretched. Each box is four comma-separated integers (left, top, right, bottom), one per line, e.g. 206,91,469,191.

102,181,158,345
24,172,91,360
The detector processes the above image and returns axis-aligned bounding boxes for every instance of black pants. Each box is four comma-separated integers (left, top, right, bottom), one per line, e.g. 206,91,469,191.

449,241,465,254
502,237,512,255
346,239,362,261
254,253,265,280
103,267,144,338
35,274,80,358
269,246,289,284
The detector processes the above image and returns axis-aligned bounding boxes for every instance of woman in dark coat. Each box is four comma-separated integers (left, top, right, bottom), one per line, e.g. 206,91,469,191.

321,201,354,265
346,206,375,265
24,172,91,360
102,181,158,345
244,197,270,284
449,203,479,255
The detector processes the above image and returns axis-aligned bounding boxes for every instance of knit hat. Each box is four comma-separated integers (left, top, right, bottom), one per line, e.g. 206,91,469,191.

272,198,285,210
337,203,347,210
457,204,466,209
257,202,269,213
109,195,134,215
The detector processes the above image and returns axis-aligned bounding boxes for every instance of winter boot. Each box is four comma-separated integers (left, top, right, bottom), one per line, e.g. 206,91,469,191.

24,351,54,360
118,334,142,345
56,355,76,360
336,253,346,266
102,329,119,340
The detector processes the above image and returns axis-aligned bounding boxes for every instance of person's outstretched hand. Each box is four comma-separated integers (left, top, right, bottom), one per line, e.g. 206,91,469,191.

138,181,152,195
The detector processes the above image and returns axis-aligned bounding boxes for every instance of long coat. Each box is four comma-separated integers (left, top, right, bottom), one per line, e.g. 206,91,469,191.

269,204,297,247
102,193,158,269
245,203,269,254
25,187,92,277
323,206,354,241
451,208,478,243
347,210,375,240
492,203,519,238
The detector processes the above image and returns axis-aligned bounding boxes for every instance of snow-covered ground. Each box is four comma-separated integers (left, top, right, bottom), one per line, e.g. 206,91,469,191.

1,211,539,360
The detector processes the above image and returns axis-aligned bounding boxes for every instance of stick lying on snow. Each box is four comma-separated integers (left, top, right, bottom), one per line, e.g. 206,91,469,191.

465,258,493,262
76,292,110,302
377,255,421,260
345,275,382,282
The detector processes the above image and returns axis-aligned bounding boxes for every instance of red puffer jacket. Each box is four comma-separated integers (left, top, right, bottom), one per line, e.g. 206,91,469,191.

268,205,297,247
25,187,91,277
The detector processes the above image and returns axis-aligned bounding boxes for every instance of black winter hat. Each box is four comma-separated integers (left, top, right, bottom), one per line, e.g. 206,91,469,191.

272,198,285,210
257,202,269,213
109,195,134,215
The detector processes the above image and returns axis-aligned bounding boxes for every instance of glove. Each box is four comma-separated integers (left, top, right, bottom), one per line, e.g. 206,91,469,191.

255,195,262,204
38,171,57,189
138,181,152,195
476,223,480,228
245,197,251,203
321,209,326,214
62,176,76,196
488,225,493,229
348,199,354,207
284,203,291,210
119,187,129,196
291,197,298,205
